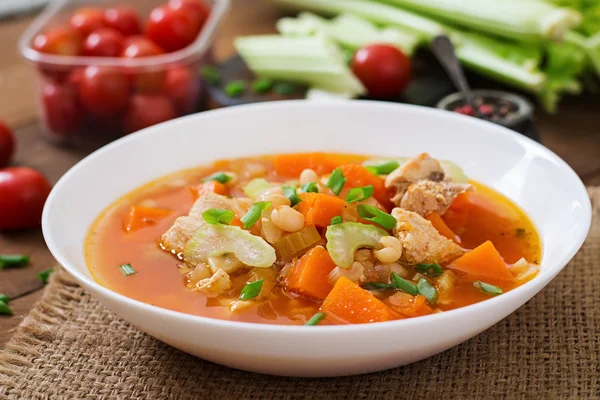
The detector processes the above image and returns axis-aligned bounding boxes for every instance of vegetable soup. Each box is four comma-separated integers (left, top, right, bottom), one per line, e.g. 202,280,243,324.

86,152,541,325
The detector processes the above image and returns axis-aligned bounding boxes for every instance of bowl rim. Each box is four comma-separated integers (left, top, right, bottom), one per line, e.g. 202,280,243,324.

42,100,592,333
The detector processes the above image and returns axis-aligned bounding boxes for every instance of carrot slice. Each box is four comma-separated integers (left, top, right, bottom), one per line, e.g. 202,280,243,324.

123,206,172,233
297,192,346,227
189,180,228,199
386,292,433,318
426,212,460,243
320,276,399,324
448,240,515,281
339,164,393,209
285,246,336,300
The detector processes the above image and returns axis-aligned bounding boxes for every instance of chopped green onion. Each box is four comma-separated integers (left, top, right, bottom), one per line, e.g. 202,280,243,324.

202,208,235,225
301,182,319,193
363,282,393,290
239,279,264,300
415,263,444,277
252,78,273,93
0,301,13,316
326,168,347,196
417,278,438,304
38,268,54,285
283,186,302,207
201,172,232,184
201,65,221,85
225,80,246,97
346,185,374,203
0,294,9,304
119,263,136,276
273,82,299,95
0,254,30,269
305,311,327,326
474,281,503,296
241,201,272,229
391,272,418,295
330,216,343,225
366,160,400,175
356,204,396,230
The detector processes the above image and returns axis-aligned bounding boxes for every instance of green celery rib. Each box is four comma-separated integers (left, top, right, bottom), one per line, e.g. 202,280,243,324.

374,0,581,42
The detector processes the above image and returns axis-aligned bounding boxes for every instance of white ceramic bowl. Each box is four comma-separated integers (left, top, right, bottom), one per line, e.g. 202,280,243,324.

42,100,591,377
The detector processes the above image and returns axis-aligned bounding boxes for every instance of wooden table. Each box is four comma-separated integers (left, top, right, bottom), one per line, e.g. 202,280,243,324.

1,0,599,347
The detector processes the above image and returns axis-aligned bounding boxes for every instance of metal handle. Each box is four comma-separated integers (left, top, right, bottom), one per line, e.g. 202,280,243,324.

430,35,473,106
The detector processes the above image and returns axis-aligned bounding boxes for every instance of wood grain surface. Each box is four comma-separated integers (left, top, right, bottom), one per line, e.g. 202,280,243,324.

1,0,599,346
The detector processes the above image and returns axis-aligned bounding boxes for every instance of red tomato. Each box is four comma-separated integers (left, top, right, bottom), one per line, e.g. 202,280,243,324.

122,94,176,134
121,36,164,58
32,26,83,56
0,121,15,168
164,65,199,115
42,82,82,136
145,5,200,52
69,7,106,37
121,36,166,93
104,6,142,36
351,44,412,98
79,66,130,116
83,28,125,57
0,167,52,230
168,0,210,27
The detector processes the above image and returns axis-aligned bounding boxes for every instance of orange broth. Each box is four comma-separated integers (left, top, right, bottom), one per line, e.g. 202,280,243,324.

85,153,541,325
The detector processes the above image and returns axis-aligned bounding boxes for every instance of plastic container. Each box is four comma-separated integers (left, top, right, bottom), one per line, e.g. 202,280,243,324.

19,0,229,149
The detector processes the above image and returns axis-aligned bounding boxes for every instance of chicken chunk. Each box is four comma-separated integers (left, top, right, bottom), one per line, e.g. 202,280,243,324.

391,208,466,265
400,180,473,216
189,191,233,219
385,153,445,204
195,269,232,296
160,216,203,254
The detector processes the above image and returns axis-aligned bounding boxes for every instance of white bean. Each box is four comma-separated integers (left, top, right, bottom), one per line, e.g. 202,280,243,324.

271,205,305,232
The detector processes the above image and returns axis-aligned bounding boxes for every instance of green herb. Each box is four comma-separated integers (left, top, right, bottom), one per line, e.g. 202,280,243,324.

201,65,221,85
38,268,54,285
0,254,30,269
362,282,393,290
515,228,526,238
239,279,264,300
225,80,247,97
119,263,136,276
474,281,503,296
0,294,9,304
415,263,444,277
346,185,374,203
330,216,343,225
241,201,271,229
201,172,232,184
202,208,235,225
305,311,326,326
326,168,347,196
391,272,418,295
0,301,12,316
283,186,302,207
273,82,298,95
417,278,438,304
301,182,319,193
366,160,400,175
356,205,396,230
252,78,273,93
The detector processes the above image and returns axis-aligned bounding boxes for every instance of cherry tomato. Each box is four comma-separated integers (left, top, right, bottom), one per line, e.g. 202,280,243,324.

32,26,83,56
0,167,52,231
0,121,15,168
83,28,125,57
122,94,176,134
79,66,130,116
42,82,82,137
351,44,412,98
104,6,142,36
121,36,166,93
69,7,106,37
145,5,200,52
164,65,199,115
168,0,210,27
121,36,164,58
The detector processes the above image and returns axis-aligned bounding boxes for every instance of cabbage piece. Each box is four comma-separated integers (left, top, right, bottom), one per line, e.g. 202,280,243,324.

325,222,388,268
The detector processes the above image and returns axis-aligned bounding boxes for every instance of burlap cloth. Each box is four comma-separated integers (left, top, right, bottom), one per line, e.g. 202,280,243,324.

1,189,599,400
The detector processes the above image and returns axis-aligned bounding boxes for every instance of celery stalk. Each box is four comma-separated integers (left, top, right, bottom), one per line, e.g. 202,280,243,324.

273,0,443,39
276,12,422,55
234,35,365,96
583,32,600,75
375,0,581,42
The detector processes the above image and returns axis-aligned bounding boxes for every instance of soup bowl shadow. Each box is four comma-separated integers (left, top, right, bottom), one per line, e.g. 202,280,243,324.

42,100,591,377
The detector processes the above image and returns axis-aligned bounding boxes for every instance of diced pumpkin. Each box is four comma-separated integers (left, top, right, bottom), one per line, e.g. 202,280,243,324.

123,206,172,233
297,192,346,227
448,240,515,281
189,180,228,199
285,246,337,300
320,276,399,323
339,164,393,209
426,212,460,243
273,153,355,177
386,292,433,318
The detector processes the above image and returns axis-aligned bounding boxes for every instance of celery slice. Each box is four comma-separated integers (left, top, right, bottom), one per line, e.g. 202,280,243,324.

325,222,388,268
273,225,321,260
243,178,271,198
